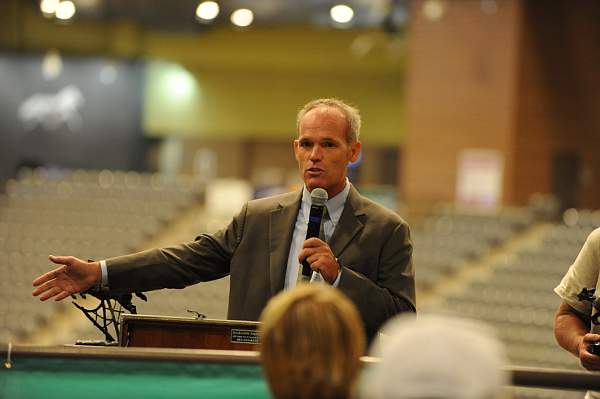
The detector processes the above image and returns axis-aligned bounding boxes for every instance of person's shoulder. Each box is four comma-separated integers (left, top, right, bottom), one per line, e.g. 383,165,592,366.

246,190,300,212
352,190,408,227
587,227,600,244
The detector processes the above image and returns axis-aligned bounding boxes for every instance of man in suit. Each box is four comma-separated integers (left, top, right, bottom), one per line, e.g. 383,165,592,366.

32,98,415,342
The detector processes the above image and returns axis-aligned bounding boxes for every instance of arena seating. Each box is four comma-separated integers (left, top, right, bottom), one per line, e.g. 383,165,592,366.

1,169,597,398
417,208,599,399
413,204,533,291
421,219,593,368
0,168,202,342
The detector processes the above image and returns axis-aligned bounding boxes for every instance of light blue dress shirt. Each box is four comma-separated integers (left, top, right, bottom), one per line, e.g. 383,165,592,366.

283,181,349,288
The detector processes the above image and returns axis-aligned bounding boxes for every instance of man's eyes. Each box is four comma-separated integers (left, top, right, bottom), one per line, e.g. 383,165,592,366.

299,141,338,148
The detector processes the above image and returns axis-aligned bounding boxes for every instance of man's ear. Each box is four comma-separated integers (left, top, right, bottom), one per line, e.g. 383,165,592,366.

349,141,362,163
293,139,300,160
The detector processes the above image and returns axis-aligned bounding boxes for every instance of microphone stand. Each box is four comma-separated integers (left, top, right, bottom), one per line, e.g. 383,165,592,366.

71,288,147,345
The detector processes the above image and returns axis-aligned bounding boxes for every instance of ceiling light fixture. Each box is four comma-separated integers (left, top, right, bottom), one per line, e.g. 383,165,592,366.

330,4,354,24
55,1,76,20
230,8,254,27
40,0,60,15
196,1,220,21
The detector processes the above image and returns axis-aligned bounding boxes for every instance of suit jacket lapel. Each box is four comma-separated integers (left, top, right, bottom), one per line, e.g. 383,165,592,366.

269,191,302,295
329,185,365,257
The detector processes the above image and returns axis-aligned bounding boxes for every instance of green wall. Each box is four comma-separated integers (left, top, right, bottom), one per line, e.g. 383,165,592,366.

142,26,406,145
144,62,404,144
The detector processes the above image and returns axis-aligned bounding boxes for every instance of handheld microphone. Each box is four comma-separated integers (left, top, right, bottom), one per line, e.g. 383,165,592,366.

301,188,328,277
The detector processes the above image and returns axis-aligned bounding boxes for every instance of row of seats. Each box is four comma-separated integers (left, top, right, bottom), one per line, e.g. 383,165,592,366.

413,205,534,291
2,168,599,399
14,167,199,190
424,221,599,372
419,206,599,399
0,168,203,340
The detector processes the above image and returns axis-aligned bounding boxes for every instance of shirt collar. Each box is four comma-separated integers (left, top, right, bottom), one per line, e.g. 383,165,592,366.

301,179,350,226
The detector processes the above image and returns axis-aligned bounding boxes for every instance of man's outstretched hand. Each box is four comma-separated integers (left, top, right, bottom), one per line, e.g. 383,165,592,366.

32,255,101,301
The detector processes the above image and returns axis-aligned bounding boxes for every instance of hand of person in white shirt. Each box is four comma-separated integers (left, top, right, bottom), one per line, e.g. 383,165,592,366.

32,255,101,301
555,302,600,371
298,238,340,284
578,333,600,370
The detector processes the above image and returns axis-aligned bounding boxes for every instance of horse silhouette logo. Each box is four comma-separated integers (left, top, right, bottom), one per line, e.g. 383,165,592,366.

18,85,85,132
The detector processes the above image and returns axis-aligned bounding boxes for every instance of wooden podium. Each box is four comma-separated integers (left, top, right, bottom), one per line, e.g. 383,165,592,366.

119,314,260,351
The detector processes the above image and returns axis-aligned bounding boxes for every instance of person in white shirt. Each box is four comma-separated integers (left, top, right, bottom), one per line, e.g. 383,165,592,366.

555,227,600,399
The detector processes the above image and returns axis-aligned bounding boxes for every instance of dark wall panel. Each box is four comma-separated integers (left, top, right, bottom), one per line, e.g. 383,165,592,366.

0,53,147,184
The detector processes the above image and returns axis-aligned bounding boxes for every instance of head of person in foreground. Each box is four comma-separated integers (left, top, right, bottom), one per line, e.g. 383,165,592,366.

259,284,366,399
366,314,509,399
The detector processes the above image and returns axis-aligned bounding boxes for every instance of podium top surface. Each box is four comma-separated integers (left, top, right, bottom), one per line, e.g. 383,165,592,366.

121,314,261,327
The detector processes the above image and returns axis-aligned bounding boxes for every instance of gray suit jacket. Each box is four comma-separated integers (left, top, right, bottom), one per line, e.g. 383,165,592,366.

107,185,415,341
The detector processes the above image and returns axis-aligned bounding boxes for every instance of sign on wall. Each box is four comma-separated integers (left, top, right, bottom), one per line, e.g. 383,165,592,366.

0,53,147,183
455,149,504,210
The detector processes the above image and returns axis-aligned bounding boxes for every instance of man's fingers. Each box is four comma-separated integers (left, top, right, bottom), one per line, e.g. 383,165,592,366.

309,256,332,269
299,246,332,262
584,334,600,342
32,283,50,297
298,248,317,263
299,238,331,263
54,291,72,301
309,258,323,271
49,255,72,265
32,278,57,297
581,355,600,371
38,286,63,301
32,269,58,287
302,238,326,248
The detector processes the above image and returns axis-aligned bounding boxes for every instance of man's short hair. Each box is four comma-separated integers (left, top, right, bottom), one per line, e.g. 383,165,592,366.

259,284,365,399
296,98,361,143
367,314,509,399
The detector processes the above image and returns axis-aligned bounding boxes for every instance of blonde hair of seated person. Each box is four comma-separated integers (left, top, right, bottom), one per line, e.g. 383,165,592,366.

259,284,366,399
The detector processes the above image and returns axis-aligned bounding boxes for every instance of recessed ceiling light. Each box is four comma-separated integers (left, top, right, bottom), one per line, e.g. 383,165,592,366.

196,1,220,21
330,4,354,24
230,8,254,27
40,0,60,15
56,1,76,20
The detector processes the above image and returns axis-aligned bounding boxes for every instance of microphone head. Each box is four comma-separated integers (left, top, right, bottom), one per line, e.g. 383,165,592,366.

310,188,328,206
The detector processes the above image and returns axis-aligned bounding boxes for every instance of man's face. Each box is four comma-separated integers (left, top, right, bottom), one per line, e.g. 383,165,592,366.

293,106,361,198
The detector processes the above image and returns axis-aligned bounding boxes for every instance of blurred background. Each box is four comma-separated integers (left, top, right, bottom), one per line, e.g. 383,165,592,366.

1,0,600,396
